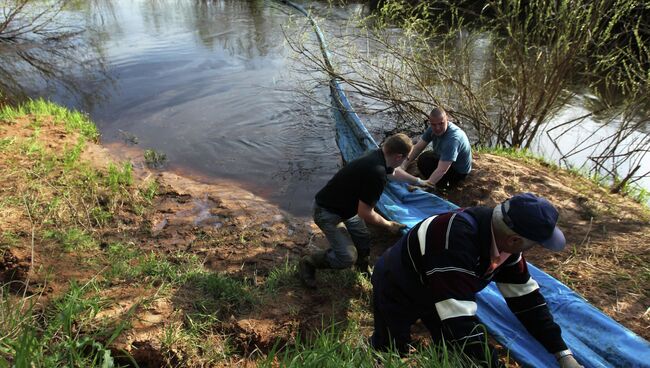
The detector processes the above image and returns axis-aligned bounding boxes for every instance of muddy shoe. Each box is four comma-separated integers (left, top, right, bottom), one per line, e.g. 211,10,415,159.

355,257,371,278
298,256,317,288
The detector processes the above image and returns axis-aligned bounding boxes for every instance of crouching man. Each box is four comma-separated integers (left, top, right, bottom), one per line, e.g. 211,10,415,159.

299,133,431,288
370,193,583,368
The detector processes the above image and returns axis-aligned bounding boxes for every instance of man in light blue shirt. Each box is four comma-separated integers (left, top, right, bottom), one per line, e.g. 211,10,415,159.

402,107,472,189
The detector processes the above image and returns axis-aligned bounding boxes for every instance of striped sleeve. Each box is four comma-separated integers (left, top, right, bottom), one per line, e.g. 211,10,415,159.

495,254,568,354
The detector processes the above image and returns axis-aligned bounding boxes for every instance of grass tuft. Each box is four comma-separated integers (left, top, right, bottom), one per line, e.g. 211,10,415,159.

259,321,480,368
191,272,257,315
0,281,122,367
43,227,98,252
265,257,300,292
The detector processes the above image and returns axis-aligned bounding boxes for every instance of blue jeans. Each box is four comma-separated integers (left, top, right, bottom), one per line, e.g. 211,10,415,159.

313,203,371,269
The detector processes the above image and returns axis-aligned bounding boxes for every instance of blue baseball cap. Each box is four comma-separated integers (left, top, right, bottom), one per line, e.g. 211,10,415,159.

501,193,566,251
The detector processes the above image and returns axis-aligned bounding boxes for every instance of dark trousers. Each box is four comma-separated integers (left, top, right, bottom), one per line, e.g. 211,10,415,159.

416,151,467,189
370,256,443,353
371,251,501,367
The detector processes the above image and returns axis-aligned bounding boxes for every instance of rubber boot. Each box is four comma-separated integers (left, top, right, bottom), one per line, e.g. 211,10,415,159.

298,250,330,289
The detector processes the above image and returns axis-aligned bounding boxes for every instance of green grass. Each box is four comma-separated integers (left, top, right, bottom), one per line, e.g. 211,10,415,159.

1,231,20,247
105,242,142,280
63,141,85,168
477,145,650,206
259,322,482,368
0,98,98,140
105,245,205,286
43,228,98,252
160,312,235,365
0,100,161,366
190,272,257,316
104,245,258,320
320,268,365,290
475,145,550,165
107,162,133,192
144,149,167,168
140,180,158,203
0,136,15,150
265,257,300,292
0,281,124,367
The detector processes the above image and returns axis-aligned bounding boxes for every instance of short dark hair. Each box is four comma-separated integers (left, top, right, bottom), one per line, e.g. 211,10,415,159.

383,133,412,155
429,107,447,119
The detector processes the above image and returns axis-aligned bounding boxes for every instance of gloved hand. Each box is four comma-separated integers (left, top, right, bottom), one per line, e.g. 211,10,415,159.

387,221,407,234
558,354,583,368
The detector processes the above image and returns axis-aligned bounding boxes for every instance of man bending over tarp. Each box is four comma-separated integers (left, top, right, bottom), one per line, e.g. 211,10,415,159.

299,133,432,288
370,193,583,368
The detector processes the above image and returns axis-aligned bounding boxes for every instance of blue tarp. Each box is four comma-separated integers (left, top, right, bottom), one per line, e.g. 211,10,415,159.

281,1,650,367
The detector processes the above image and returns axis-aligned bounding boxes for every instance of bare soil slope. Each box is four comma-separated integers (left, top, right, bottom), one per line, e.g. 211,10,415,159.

2,117,648,366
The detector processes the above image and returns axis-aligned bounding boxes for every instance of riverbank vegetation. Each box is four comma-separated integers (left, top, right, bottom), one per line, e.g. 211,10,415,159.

2,99,648,367
2,1,649,367
288,0,649,199
0,100,482,366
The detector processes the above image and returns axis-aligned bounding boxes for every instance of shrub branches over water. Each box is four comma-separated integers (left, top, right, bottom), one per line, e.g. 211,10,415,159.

285,0,649,195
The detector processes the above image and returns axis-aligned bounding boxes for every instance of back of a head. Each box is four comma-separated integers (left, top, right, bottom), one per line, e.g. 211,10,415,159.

383,133,412,155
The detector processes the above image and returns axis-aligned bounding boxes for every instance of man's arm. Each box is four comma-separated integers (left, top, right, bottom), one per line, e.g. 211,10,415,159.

357,200,404,233
401,139,428,169
390,167,434,188
426,160,452,185
424,263,501,367
496,256,583,367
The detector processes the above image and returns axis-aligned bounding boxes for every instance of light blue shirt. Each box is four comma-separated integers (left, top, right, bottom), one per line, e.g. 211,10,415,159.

421,122,472,174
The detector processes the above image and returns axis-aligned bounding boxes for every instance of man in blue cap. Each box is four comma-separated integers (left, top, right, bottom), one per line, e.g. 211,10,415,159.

370,193,583,368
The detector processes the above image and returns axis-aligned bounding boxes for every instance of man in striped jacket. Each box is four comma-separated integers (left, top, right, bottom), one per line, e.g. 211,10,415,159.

370,193,582,368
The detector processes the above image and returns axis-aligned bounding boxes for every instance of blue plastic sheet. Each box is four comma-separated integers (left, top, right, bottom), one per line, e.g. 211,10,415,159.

281,1,650,367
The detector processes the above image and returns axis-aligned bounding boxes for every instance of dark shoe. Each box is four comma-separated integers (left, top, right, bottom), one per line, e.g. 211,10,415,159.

298,256,317,289
355,258,371,278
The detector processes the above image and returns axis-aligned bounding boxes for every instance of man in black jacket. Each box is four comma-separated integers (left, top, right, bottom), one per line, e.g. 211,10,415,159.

370,193,583,368
299,133,431,288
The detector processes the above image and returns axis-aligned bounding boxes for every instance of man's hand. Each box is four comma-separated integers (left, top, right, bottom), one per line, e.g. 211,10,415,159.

415,178,434,189
387,221,407,234
407,178,435,192
558,354,583,368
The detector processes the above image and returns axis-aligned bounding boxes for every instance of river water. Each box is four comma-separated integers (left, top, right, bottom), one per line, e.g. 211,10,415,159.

8,0,649,215
30,0,349,217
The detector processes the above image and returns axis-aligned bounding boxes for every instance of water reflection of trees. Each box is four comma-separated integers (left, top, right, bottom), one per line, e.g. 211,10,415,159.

114,0,286,59
190,0,285,58
0,0,110,107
